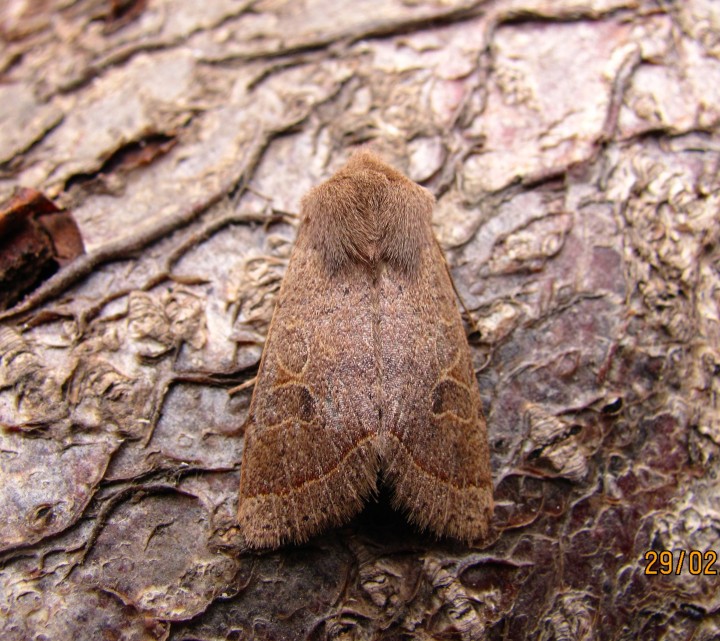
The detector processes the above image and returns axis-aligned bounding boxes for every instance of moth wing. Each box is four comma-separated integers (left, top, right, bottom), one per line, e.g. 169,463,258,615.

238,230,379,549
380,239,493,542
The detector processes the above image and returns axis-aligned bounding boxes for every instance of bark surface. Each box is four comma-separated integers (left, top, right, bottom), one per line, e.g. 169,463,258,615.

0,1,719,639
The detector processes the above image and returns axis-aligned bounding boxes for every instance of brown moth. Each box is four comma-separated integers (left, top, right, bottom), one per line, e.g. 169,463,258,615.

238,151,493,549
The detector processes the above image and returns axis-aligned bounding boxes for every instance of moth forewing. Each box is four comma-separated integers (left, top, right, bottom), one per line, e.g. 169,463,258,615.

237,151,493,548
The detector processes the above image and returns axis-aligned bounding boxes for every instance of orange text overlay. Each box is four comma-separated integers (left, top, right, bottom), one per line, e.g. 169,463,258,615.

644,550,717,575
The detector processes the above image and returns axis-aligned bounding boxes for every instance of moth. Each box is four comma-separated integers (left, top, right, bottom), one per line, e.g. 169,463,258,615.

238,151,493,548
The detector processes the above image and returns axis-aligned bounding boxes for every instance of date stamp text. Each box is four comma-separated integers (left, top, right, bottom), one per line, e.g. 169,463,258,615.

644,550,717,575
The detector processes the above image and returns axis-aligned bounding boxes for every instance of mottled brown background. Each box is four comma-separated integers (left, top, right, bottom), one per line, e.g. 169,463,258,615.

0,1,718,640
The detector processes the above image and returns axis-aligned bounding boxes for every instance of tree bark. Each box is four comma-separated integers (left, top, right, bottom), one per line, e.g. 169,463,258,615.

0,1,718,639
